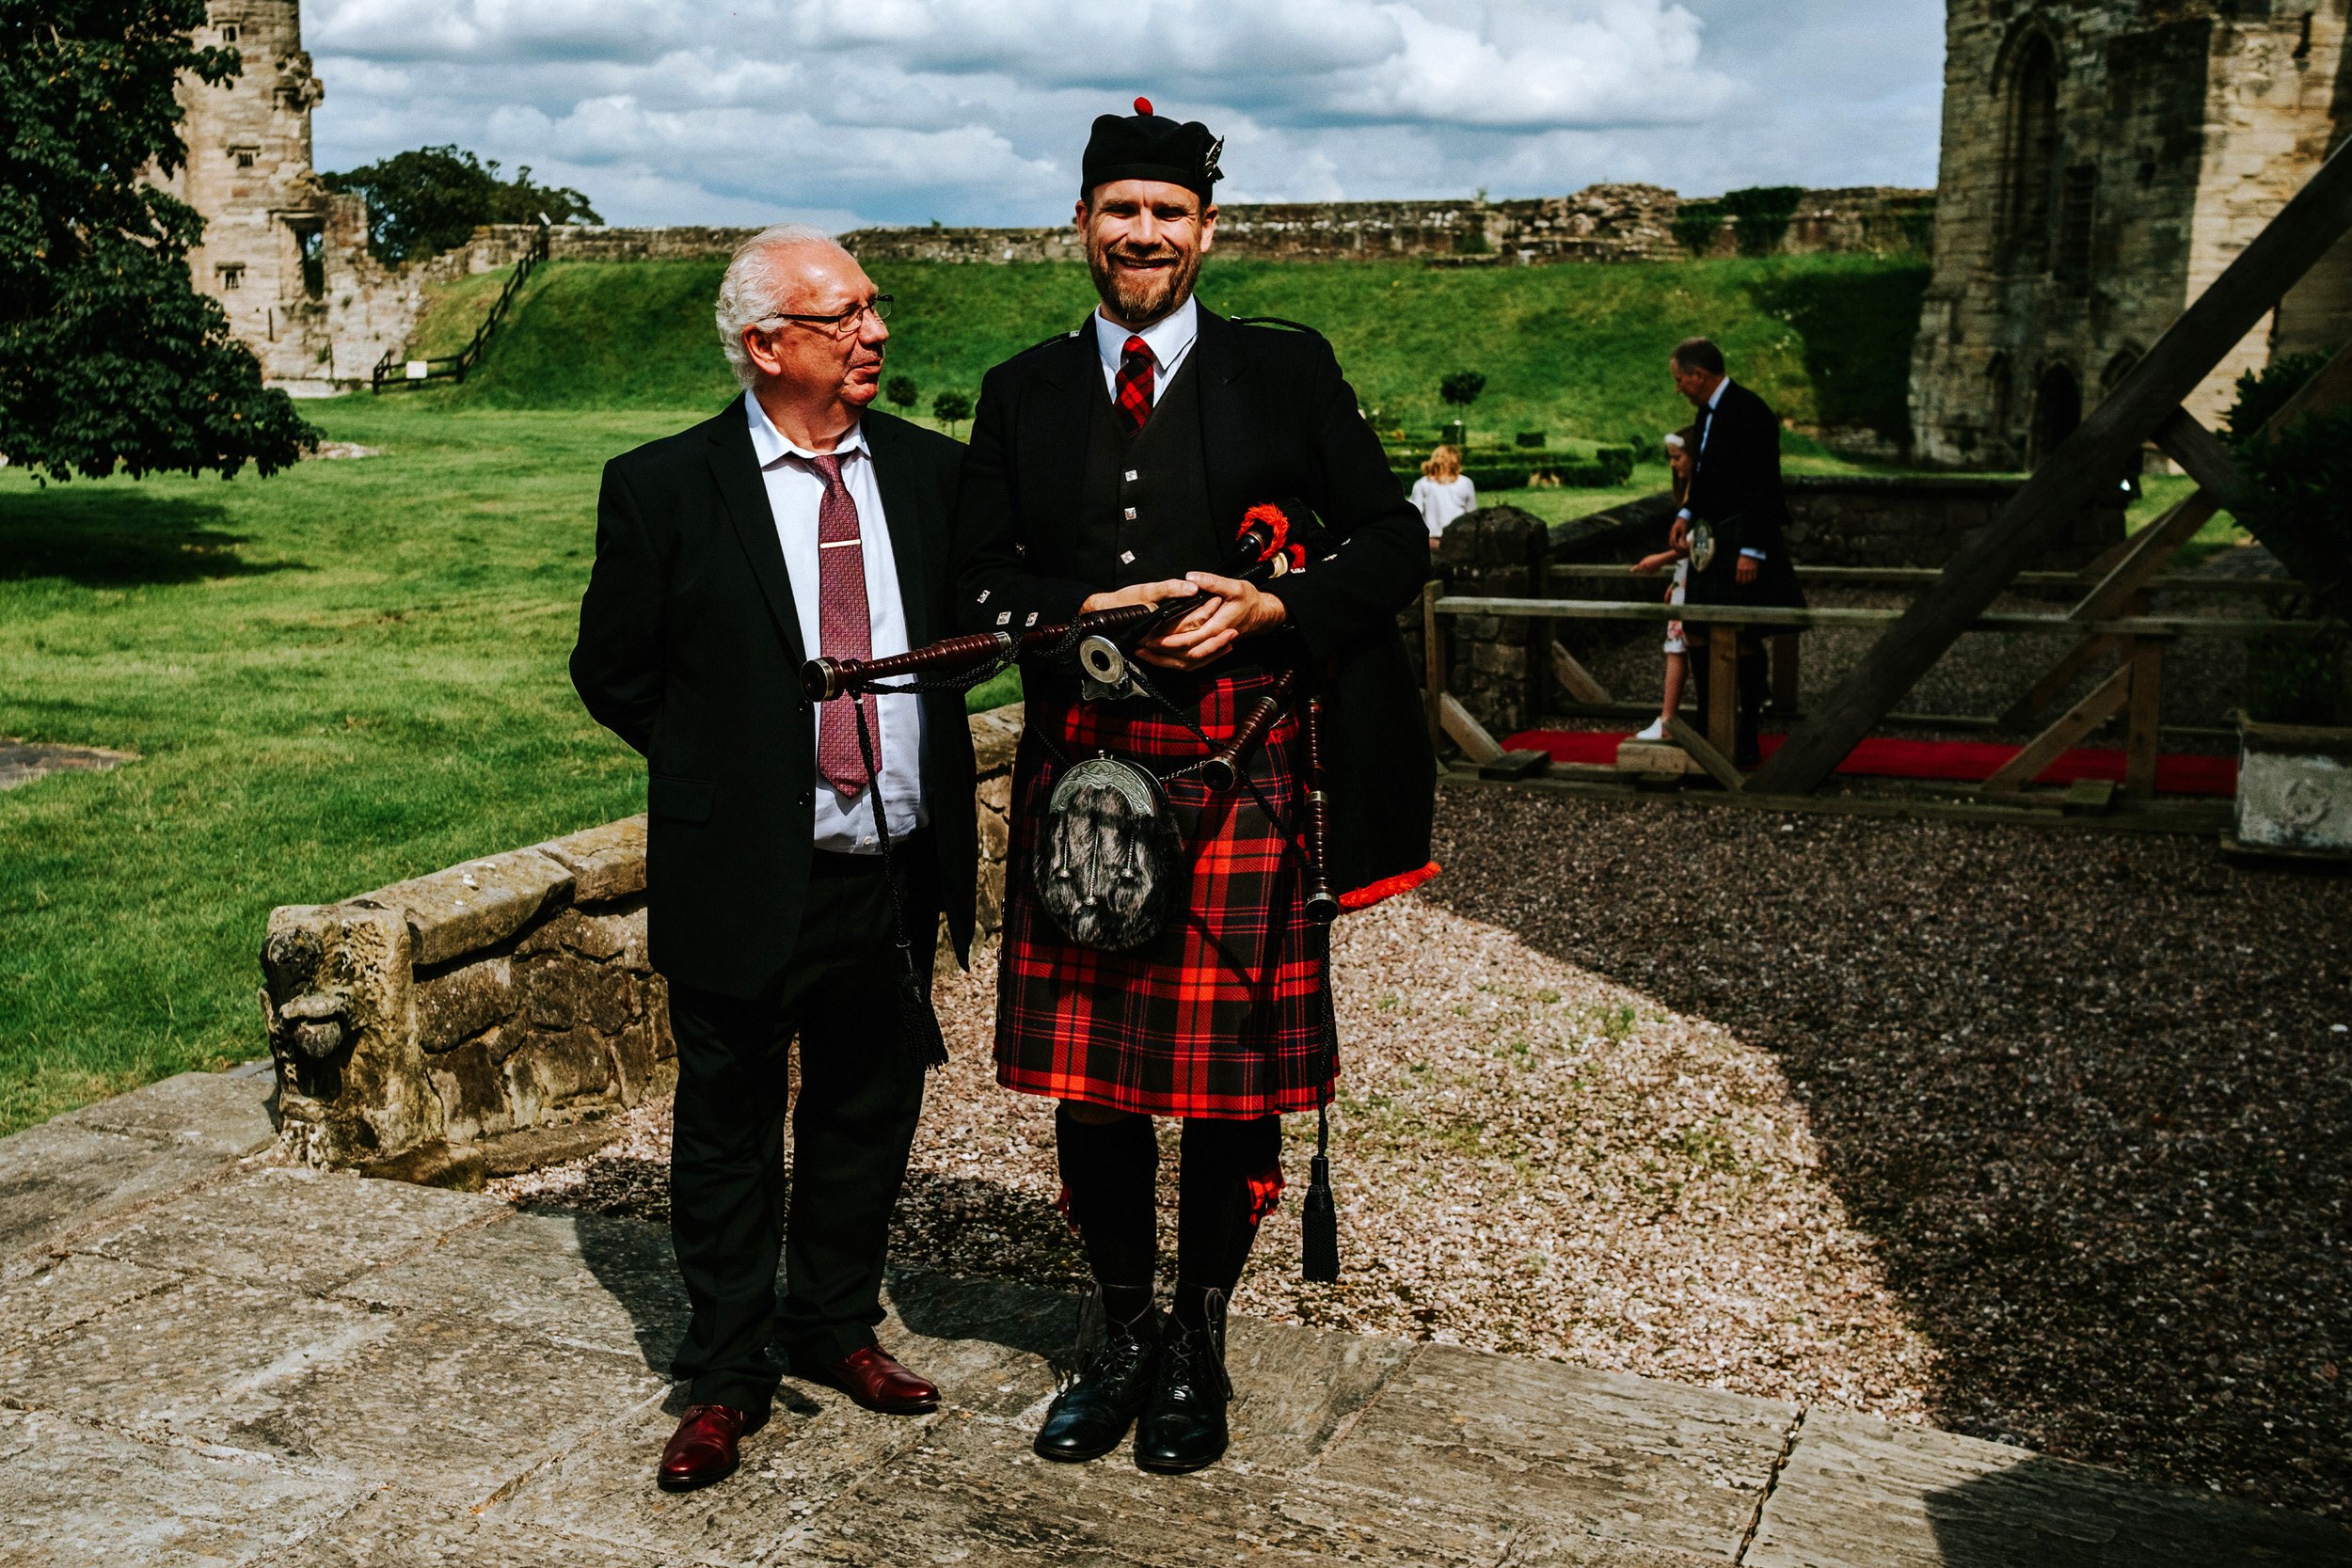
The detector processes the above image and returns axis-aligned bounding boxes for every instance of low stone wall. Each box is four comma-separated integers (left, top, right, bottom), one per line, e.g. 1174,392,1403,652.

1783,475,2122,570
260,706,1025,1179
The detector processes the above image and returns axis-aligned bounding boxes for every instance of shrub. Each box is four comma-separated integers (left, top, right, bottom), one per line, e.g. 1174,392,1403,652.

1722,186,1805,258
1513,431,1547,448
1673,201,1724,257
884,373,917,411
1438,371,1487,407
930,389,973,434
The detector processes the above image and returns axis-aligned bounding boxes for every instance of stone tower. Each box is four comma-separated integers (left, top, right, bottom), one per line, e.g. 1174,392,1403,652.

1910,1,2352,470
154,1,418,394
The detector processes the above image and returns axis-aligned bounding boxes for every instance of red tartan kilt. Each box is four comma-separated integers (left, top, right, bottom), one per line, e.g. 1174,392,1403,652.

995,668,1335,1119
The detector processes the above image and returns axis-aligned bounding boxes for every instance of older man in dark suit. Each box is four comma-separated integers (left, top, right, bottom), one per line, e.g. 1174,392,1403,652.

572,226,975,1493
1671,335,1805,767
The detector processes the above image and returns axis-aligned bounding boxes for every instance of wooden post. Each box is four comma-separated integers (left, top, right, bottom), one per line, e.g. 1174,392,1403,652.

1769,633,1800,717
1980,662,2133,797
1707,627,1740,760
1549,639,1613,705
2123,636,2167,800
1744,138,2352,798
1422,579,1445,759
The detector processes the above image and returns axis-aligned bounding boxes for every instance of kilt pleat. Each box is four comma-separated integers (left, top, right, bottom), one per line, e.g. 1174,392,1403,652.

995,669,1336,1119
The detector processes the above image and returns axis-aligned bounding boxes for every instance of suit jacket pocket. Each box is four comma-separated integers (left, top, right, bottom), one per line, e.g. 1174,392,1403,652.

649,774,716,824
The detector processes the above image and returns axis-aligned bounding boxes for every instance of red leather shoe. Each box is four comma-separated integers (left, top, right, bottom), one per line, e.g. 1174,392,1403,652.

809,1345,940,1414
659,1403,752,1492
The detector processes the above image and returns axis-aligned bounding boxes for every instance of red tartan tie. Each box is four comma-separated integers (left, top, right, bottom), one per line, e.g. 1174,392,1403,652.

1114,335,1154,432
808,452,876,800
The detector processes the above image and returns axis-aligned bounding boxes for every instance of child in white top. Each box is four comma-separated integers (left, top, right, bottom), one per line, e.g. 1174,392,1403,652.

1410,444,1476,547
1629,427,1699,742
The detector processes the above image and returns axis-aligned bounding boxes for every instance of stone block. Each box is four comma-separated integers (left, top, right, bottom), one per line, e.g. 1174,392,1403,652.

968,705,1025,773
0,1253,183,1354
1315,1343,1794,1562
609,1015,665,1105
353,848,575,967
0,1121,230,1262
60,1069,277,1159
515,952,632,1035
532,816,646,904
1744,1408,2352,1568
336,1210,682,1369
0,1408,363,1568
502,1028,615,1123
246,1307,672,1504
256,1491,649,1568
72,1165,499,1294
976,771,1012,815
976,800,1010,863
413,957,514,1052
0,1275,398,1449
564,910,635,962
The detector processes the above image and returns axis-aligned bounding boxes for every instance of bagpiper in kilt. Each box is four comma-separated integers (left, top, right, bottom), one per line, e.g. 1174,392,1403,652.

952,97,1435,1477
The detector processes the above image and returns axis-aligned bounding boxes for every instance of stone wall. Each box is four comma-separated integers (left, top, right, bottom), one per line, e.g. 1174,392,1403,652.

1782,474,2122,569
261,707,1025,1178
1909,2,2349,469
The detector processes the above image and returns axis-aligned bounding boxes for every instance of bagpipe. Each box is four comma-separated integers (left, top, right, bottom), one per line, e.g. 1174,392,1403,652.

801,502,1344,934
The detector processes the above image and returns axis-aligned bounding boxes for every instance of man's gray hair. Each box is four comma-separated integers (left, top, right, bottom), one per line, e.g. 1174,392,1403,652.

715,223,842,389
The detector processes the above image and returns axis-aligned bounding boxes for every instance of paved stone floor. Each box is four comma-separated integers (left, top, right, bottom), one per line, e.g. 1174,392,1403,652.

4,1071,2347,1567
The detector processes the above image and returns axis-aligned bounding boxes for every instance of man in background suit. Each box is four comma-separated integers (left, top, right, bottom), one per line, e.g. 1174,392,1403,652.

572,225,975,1493
1671,336,1804,767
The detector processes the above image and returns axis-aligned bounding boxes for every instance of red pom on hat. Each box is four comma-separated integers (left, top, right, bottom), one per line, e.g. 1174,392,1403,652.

1133,96,1152,116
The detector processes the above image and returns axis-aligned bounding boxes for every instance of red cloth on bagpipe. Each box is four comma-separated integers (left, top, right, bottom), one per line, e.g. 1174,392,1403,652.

994,668,1335,1120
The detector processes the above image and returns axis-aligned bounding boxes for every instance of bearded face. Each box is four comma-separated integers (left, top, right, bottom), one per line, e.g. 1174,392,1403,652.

1079,179,1216,329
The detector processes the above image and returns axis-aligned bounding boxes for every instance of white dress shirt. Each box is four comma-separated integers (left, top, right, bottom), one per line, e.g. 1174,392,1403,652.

1092,295,1200,404
1678,376,1766,560
743,391,928,853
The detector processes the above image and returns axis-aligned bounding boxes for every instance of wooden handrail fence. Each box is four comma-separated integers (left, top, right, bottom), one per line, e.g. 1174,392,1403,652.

1424,136,2352,812
372,220,551,392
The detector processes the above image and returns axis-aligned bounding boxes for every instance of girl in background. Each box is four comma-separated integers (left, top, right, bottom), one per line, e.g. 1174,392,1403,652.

1410,444,1476,548
1630,427,1699,741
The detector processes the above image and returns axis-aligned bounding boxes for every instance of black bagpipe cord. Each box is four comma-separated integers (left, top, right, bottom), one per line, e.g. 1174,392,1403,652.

850,696,949,1071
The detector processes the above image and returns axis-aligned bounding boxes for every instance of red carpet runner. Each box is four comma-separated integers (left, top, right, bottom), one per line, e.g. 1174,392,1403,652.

1502,730,2238,798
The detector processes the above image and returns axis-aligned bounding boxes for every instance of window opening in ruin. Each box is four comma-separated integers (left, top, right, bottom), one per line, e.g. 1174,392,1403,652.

295,225,326,300
233,146,258,169
216,263,244,291
218,21,239,42
2055,164,2096,287
2029,363,2081,468
1984,353,2014,456
1998,33,2061,273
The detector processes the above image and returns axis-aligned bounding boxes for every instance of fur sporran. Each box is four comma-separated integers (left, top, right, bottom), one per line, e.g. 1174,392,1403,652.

1031,756,1184,950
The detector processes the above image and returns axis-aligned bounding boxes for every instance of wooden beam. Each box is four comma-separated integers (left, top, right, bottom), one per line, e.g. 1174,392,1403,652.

1432,595,2327,639
2123,637,2167,800
1769,633,1801,716
2072,492,2221,621
1745,136,2352,797
1665,714,1746,792
2152,408,2247,505
1548,639,1613,704
1539,562,2299,594
1998,633,2121,726
1706,628,1740,759
1979,663,2133,797
1438,692,1505,764
1422,579,1445,760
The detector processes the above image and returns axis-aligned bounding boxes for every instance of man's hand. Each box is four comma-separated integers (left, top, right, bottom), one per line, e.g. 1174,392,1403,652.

1080,578,1199,616
1735,555,1759,586
1134,571,1287,671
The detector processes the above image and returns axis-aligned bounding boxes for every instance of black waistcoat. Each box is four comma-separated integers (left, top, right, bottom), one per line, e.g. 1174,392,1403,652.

1076,349,1219,590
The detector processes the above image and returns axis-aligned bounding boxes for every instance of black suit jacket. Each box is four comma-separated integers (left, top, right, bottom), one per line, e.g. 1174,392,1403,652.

1683,380,1804,610
572,402,977,999
952,308,1436,894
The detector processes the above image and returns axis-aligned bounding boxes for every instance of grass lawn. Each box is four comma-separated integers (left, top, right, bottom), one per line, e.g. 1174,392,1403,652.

0,401,685,1132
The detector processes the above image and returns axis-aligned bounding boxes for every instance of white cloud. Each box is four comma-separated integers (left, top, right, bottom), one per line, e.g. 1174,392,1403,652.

303,0,1945,228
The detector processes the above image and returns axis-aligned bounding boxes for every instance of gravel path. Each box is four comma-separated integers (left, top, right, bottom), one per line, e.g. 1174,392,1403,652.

498,791,2350,1518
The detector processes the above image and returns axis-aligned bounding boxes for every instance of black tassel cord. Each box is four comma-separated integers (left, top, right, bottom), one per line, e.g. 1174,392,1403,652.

850,696,949,1070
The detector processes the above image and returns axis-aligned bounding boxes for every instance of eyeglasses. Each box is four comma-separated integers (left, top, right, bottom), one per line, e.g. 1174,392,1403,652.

756,295,894,336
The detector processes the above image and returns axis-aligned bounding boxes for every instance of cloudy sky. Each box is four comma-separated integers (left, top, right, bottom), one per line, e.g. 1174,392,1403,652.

304,0,1948,230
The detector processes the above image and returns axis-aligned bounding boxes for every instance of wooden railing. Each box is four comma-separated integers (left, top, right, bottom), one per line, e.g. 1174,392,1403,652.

372,220,551,392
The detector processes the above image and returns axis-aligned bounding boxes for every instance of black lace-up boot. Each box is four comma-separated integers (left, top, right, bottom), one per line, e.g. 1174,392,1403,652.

1133,1291,1231,1473
1033,1291,1162,1463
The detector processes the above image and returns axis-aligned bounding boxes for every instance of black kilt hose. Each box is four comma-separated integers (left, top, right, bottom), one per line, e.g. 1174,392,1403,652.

997,670,1328,1118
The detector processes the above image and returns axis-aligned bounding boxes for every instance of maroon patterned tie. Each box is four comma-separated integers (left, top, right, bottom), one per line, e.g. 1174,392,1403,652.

808,452,875,800
1114,335,1154,432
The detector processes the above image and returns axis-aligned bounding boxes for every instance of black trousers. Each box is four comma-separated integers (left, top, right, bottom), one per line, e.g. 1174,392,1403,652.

664,833,939,1417
1690,626,1767,765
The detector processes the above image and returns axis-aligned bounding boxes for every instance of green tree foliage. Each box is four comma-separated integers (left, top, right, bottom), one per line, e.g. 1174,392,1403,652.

1438,370,1486,407
2222,351,2330,447
930,388,971,434
321,146,599,264
0,0,314,482
883,372,917,411
2222,351,2349,716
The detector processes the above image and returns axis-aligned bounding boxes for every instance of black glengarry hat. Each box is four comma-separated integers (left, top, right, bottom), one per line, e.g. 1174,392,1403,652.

1082,97,1223,204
